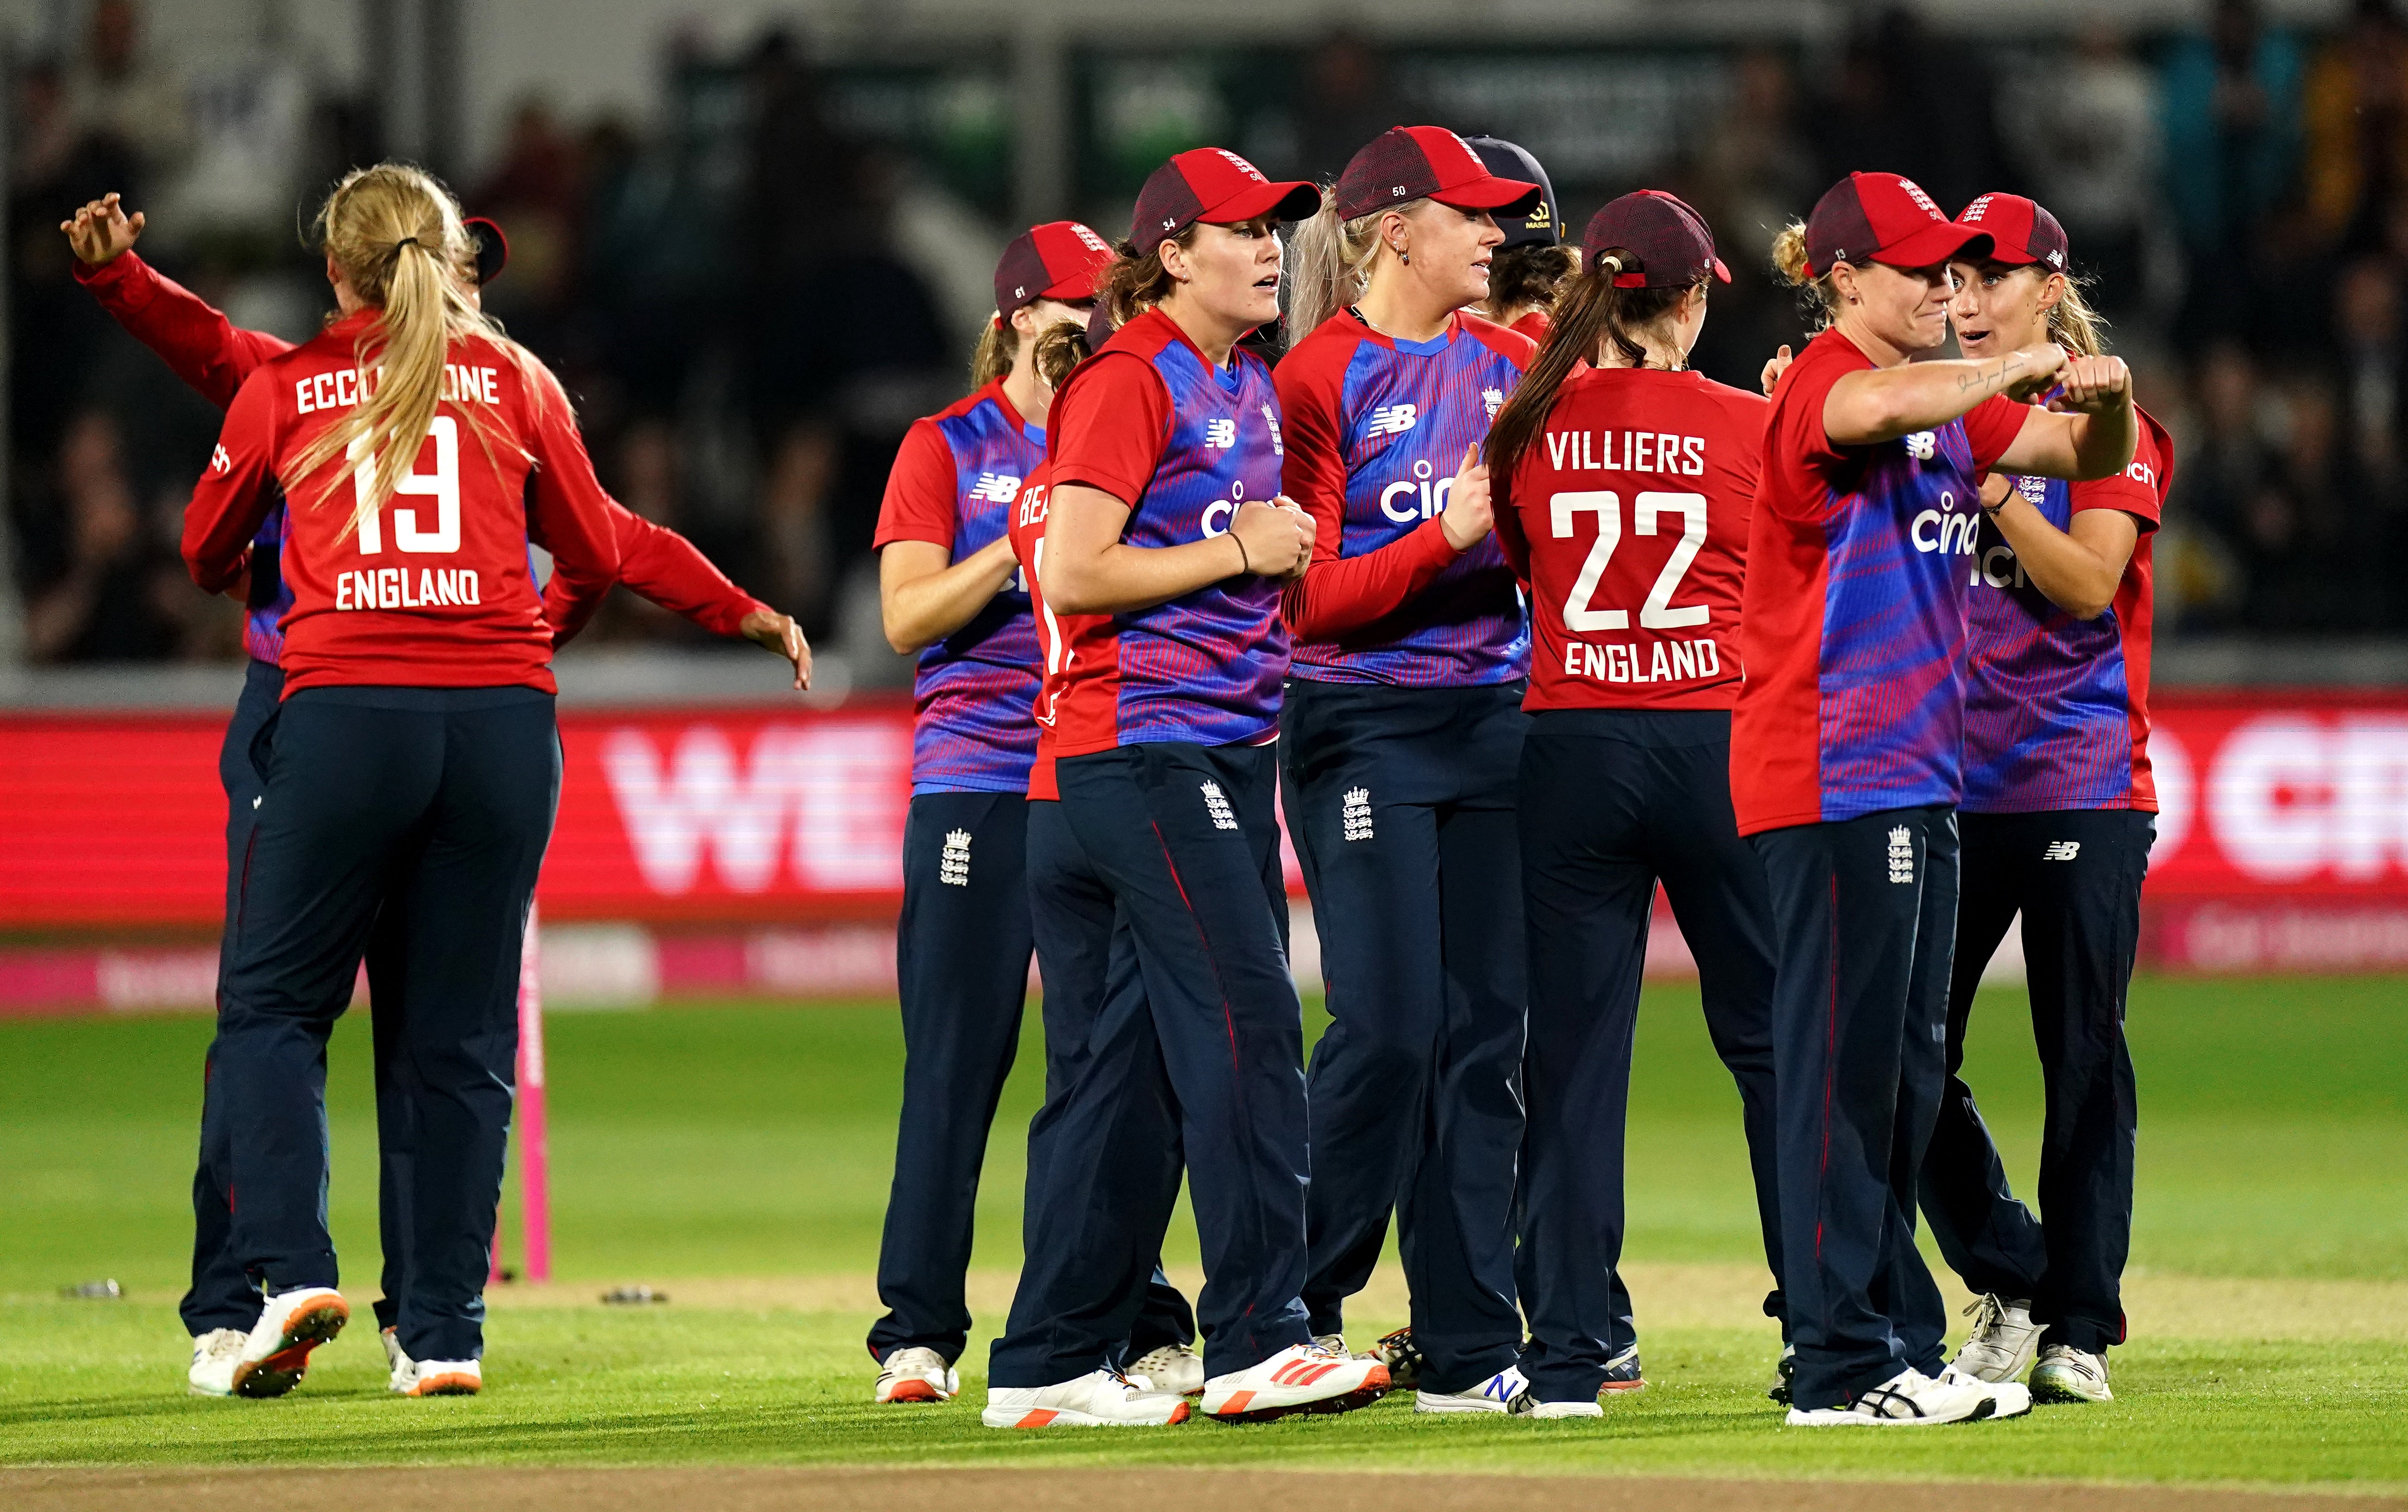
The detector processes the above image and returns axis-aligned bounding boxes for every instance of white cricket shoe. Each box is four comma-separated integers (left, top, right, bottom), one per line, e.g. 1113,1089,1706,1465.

1311,1332,1348,1354
392,1356,482,1396
187,1328,246,1397
231,1286,348,1398
1201,1341,1389,1422
981,1370,1191,1428
1126,1343,1204,1396
1416,1364,1527,1415
874,1345,959,1404
1941,1363,2034,1419
1952,1294,2042,1383
1508,1389,1604,1420
2030,1344,2114,1403
382,1326,409,1377
1784,1367,2001,1427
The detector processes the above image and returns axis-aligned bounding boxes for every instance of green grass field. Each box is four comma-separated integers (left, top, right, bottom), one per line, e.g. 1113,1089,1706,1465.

4,978,2405,1489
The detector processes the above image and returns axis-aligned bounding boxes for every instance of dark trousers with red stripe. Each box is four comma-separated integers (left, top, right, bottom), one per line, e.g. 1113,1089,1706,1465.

988,741,1314,1386
1280,678,1528,1394
1751,804,1957,1411
181,660,420,1339
1019,798,1195,1368
1514,710,1787,1401
1920,808,2150,1356
869,791,1035,1366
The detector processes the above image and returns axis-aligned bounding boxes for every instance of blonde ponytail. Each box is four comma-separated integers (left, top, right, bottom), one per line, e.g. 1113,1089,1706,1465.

286,163,544,542
2048,275,2110,358
969,315,1017,389
1771,219,1841,329
1284,187,1421,342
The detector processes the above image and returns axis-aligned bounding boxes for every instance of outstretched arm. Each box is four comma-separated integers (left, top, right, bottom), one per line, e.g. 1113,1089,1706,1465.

1822,343,2066,446
66,193,293,408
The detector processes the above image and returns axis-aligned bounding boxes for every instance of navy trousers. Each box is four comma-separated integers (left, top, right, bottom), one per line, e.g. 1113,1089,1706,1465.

990,741,1313,1386
1021,796,1196,1369
1751,805,1957,1411
1514,711,1787,1400
1280,678,1527,1393
181,661,417,1337
869,791,1036,1365
1921,808,2150,1356
215,685,559,1363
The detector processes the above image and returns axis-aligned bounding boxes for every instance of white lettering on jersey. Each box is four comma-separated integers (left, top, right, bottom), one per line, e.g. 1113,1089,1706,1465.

1559,636,1721,685
1911,494,1979,556
1541,429,1708,477
334,567,481,611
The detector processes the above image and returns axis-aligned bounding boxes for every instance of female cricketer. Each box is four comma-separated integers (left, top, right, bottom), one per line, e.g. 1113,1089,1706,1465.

983,147,1390,1427
182,163,621,1400
1485,190,1787,1416
1919,192,2173,1407
1273,124,1538,1414
864,220,1114,1406
1463,136,1574,341
1739,170,2134,1427
61,192,805,1398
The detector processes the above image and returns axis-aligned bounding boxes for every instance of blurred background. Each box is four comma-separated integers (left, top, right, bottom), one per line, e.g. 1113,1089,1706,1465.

7,0,2408,682
3,0,2406,1008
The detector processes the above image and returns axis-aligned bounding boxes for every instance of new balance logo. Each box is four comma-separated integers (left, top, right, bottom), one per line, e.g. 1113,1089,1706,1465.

1201,782,1238,831
1888,825,1916,884
2042,840,2081,862
1905,431,1937,462
939,828,973,886
1205,418,1237,449
1367,403,1418,438
968,472,1022,504
1341,786,1374,842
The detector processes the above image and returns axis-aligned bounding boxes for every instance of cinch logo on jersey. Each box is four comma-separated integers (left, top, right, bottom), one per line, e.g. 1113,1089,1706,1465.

1366,403,1418,437
1888,825,1916,883
939,828,973,885
1200,781,1238,831
969,471,1022,504
2043,840,2081,861
1379,458,1456,523
1341,786,1374,842
1562,636,1721,686
334,566,481,611
1911,492,1980,556
1544,428,1708,476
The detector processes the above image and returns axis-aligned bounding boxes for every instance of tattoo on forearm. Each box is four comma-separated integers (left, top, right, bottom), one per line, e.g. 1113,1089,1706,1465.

1955,350,2028,395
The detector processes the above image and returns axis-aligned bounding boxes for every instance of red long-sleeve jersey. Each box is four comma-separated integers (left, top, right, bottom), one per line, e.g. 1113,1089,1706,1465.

184,311,620,695
76,251,766,645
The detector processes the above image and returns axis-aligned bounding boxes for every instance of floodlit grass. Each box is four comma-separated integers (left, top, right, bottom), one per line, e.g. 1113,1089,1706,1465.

3,978,2404,1483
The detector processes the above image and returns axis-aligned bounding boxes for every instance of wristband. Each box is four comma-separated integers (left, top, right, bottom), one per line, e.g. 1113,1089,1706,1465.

1232,532,1251,576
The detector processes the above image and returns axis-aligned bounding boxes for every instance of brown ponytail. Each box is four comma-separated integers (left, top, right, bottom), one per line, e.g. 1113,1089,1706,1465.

1030,318,1093,391
1098,226,1200,329
1483,243,1579,323
1771,219,1842,329
1486,251,1699,508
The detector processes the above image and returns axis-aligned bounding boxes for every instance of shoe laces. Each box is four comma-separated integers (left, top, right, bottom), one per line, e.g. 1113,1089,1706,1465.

1961,1293,2009,1338
200,1330,246,1361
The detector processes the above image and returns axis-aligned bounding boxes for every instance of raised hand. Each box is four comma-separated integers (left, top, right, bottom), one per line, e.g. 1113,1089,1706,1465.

61,192,144,266
739,609,814,691
1438,444,1493,551
2050,354,2134,415
1760,343,1794,396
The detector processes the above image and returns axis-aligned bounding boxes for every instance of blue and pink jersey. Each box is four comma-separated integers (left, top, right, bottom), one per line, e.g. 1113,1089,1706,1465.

1960,408,2172,813
1731,326,2030,835
872,378,1045,794
1274,311,1531,685
1043,306,1289,755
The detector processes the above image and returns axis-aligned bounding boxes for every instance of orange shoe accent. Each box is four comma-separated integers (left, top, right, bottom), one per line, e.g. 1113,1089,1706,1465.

1600,1378,1647,1393
1214,1390,1255,1416
1363,1364,1392,1391
407,1370,480,1397
1167,1401,1191,1424
230,1296,349,1398
883,1378,942,1403
1014,1409,1060,1428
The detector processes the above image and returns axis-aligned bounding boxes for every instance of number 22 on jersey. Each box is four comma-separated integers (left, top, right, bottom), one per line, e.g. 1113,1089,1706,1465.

1550,489,1709,631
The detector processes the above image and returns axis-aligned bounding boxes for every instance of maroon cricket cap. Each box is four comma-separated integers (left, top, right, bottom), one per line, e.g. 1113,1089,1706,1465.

1129,148,1319,255
1953,192,2070,273
1334,126,1543,222
994,220,1114,324
464,216,507,286
1584,190,1731,289
1803,171,1992,276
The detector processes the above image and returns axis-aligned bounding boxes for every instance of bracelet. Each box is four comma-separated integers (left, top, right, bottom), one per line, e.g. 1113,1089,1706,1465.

1232,532,1251,575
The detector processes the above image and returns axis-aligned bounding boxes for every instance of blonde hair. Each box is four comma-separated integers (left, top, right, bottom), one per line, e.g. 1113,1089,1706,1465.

287,163,544,540
1285,188,1423,339
970,314,1019,388
2048,275,2109,357
1771,219,1842,330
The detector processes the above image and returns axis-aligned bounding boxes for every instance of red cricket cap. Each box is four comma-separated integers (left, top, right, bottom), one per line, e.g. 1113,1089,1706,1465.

1334,126,1543,222
1803,171,1992,276
1953,192,2070,273
463,216,507,286
1584,190,1731,289
1129,148,1319,255
994,220,1114,324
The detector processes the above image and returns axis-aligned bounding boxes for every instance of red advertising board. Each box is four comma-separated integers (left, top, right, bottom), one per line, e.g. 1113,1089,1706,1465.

4,692,2406,970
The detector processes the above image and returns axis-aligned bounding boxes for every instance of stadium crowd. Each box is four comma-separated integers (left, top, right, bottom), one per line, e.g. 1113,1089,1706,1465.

11,0,2408,668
